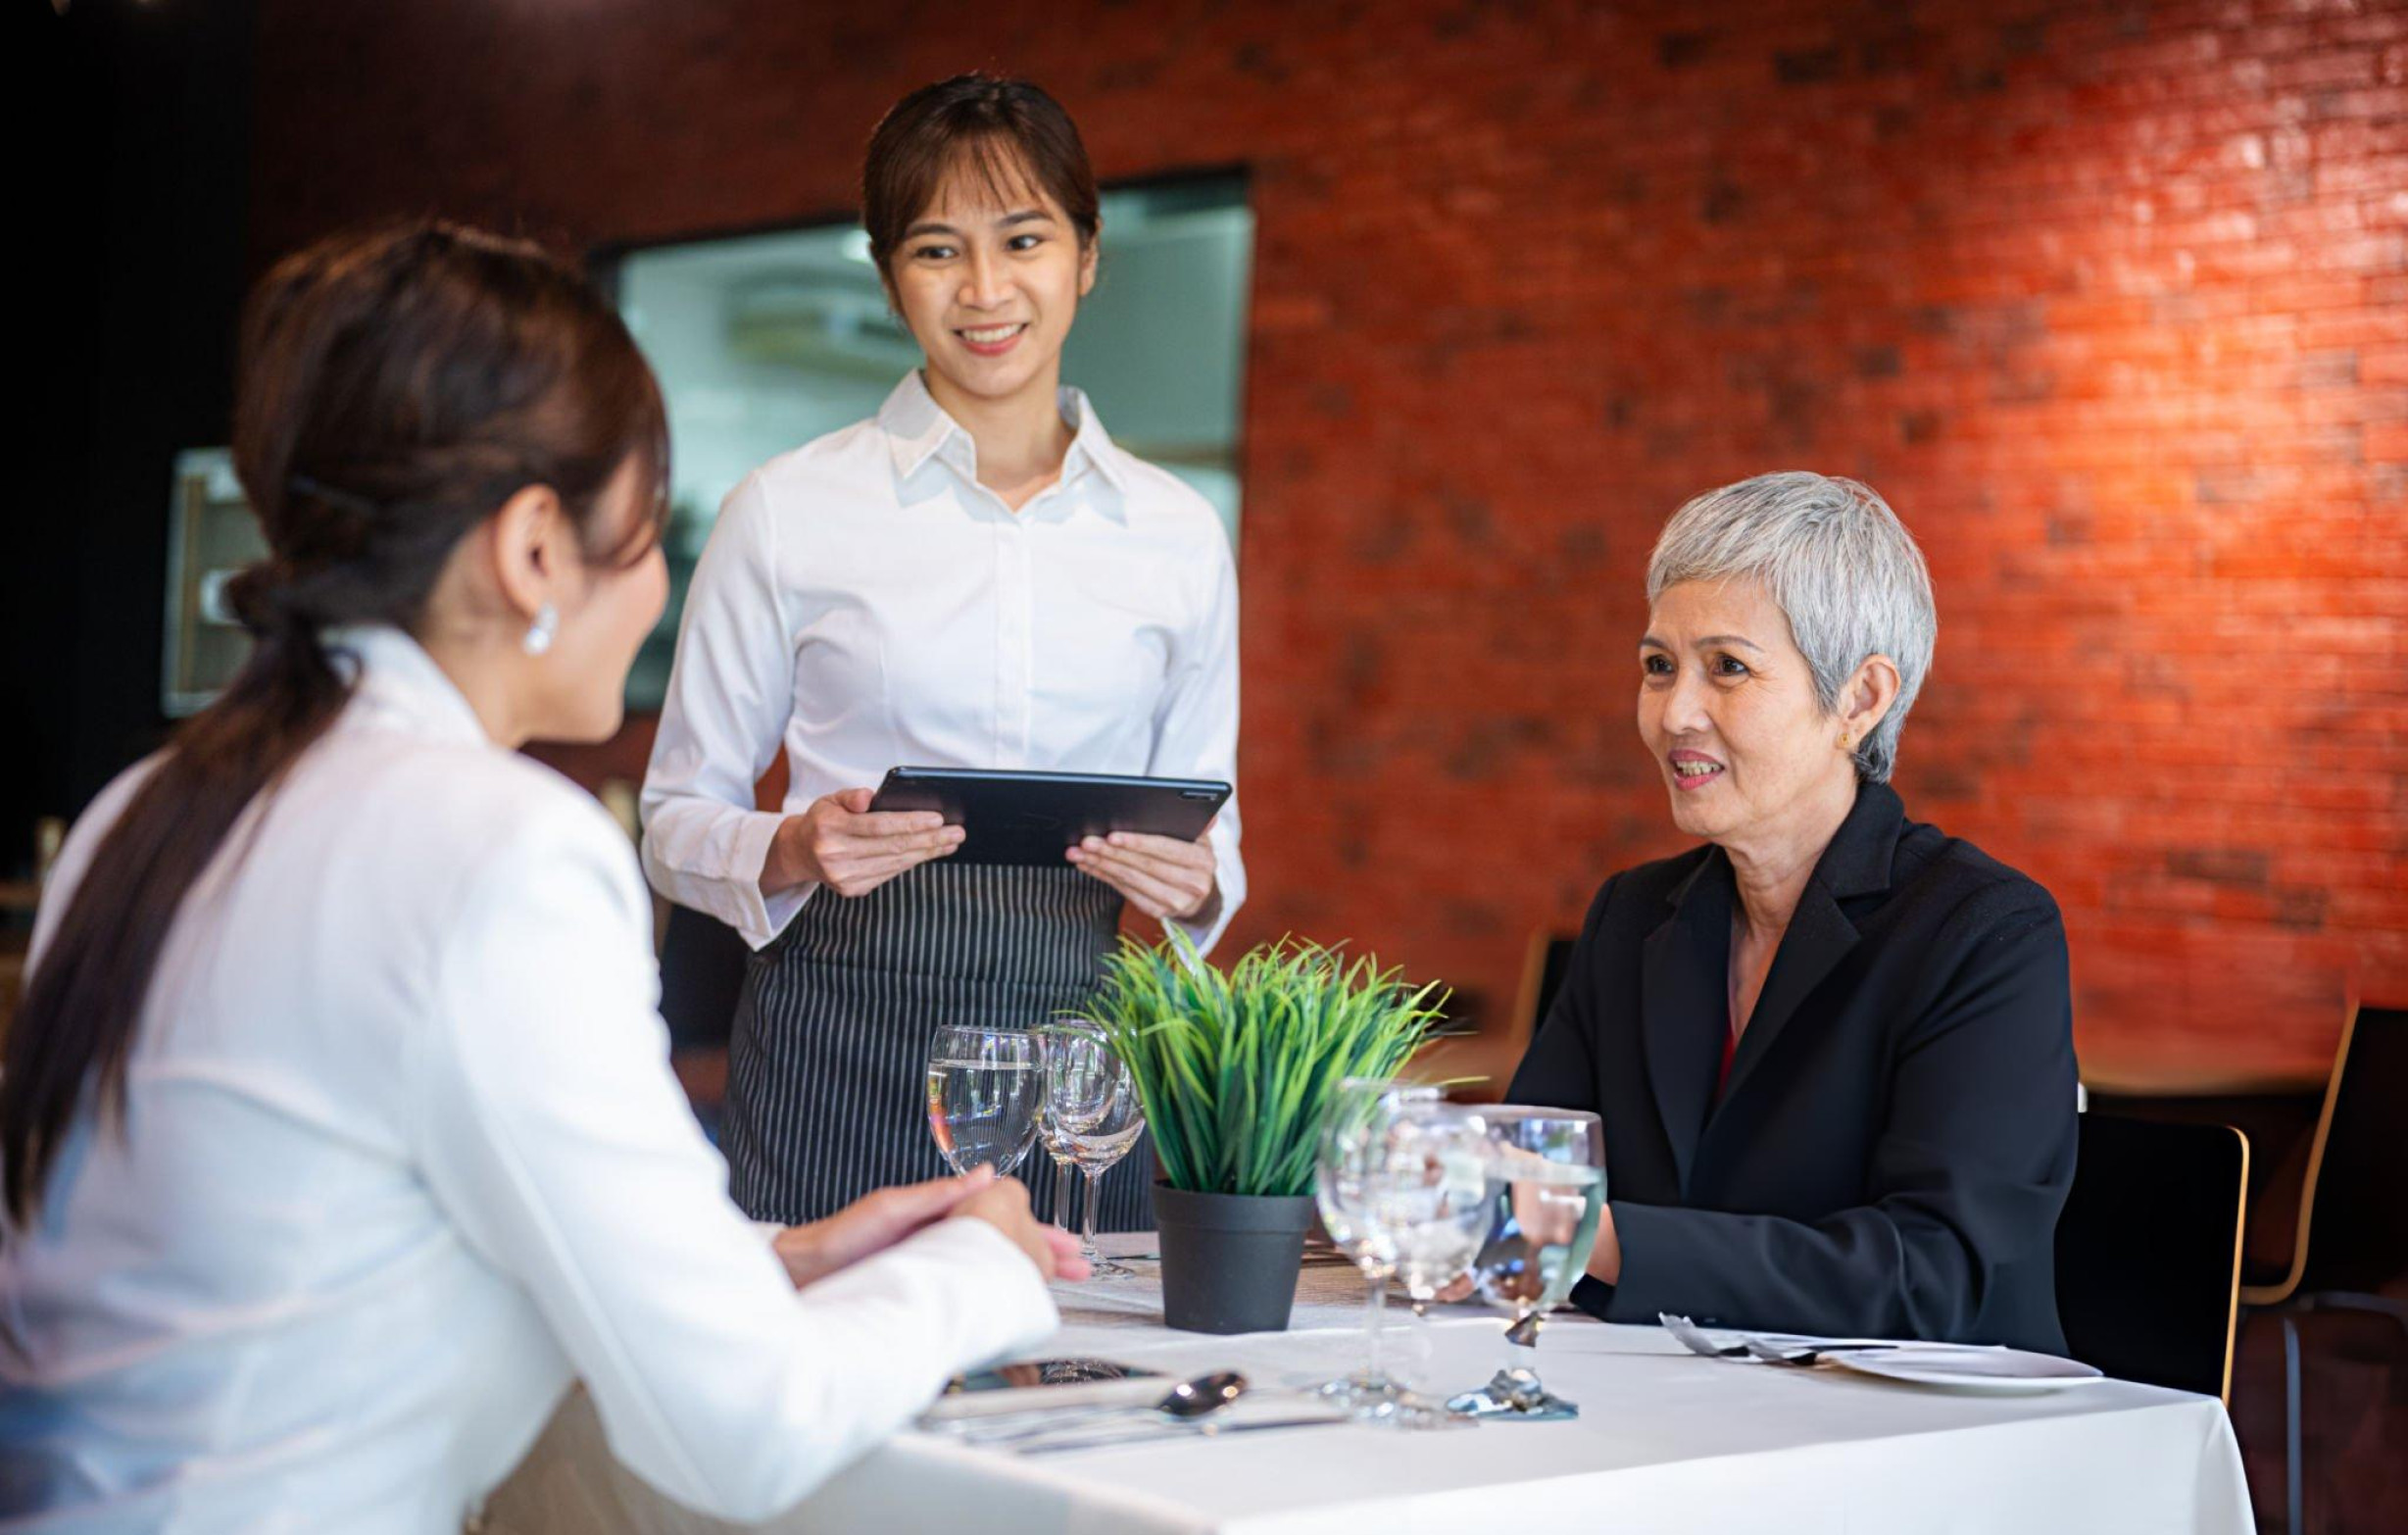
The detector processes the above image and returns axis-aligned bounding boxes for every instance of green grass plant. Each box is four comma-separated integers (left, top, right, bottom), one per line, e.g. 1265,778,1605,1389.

1079,931,1448,1198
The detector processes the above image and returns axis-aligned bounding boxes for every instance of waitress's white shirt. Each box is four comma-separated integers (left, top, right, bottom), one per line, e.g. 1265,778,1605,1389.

0,627,1057,1533
640,372,1245,952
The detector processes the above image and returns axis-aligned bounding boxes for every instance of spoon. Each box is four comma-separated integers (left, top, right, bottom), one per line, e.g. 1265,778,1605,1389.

955,1370,1249,1445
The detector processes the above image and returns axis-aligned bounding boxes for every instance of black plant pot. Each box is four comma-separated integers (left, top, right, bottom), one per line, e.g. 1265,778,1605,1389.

1152,1181,1317,1335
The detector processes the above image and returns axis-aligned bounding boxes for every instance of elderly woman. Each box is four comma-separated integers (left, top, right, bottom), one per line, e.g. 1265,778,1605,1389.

1508,471,2077,1353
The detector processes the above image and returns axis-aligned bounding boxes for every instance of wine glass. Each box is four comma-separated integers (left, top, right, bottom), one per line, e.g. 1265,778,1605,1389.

924,1025,1040,1177
1312,1077,1441,1414
1038,1023,1145,1277
1032,1086,1079,1235
1368,1100,1492,1428
1379,1104,1494,1318
1444,1105,1606,1421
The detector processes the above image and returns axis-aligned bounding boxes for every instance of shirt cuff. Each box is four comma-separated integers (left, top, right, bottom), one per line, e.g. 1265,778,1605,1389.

728,809,815,951
1570,1272,1618,1320
881,1217,1061,1364
1164,836,1243,957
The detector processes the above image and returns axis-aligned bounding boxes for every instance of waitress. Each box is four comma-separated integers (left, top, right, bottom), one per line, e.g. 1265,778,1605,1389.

641,74,1244,1228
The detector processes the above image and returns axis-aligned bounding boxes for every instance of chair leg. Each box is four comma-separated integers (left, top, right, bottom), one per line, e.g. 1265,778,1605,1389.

2284,1312,2304,1535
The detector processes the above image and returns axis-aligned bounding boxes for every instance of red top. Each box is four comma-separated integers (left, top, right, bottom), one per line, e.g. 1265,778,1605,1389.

1717,1018,1740,1097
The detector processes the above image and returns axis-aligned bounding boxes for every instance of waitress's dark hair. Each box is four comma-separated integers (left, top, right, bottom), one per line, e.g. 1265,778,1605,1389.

860,74,1101,280
1,221,667,1221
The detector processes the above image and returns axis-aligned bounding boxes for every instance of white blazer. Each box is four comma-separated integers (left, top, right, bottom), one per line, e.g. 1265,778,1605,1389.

0,627,1057,1532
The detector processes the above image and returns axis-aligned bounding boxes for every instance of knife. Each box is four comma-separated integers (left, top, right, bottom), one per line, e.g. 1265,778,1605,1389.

1009,1412,1354,1456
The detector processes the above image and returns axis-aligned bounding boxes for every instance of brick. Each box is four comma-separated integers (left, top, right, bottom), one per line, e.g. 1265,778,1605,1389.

241,0,2408,1092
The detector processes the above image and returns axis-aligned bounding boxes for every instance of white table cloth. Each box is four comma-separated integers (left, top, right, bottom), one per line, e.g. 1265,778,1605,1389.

484,1235,2253,1535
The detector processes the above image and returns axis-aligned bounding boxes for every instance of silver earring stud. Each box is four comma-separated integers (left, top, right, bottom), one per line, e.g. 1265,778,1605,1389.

522,602,558,657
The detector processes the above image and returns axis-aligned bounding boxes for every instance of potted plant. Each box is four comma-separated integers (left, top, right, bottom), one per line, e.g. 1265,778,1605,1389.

1084,932,1447,1334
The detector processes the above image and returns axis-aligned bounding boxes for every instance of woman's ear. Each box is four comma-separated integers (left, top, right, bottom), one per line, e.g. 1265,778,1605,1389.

489,483,568,624
1840,654,1902,746
1077,233,1100,298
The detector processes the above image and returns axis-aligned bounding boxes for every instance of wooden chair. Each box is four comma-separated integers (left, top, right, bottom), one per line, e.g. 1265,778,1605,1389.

2054,1114,2249,1402
2241,1002,2408,1534
1418,929,1576,1102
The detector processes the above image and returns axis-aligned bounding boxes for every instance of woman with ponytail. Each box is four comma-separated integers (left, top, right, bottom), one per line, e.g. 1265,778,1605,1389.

0,223,1078,1532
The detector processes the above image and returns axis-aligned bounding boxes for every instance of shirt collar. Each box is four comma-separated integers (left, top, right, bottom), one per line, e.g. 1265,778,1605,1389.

876,370,1130,496
322,623,493,749
1059,386,1128,493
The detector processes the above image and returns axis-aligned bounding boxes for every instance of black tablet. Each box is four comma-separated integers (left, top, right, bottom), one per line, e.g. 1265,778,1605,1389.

868,767,1230,867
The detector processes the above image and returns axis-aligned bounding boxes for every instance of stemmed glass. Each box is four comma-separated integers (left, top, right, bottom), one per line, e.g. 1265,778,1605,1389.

1037,1023,1145,1277
1033,1093,1079,1236
1445,1105,1606,1421
924,1025,1040,1177
1379,1104,1494,1320
1370,1100,1493,1428
1312,1077,1441,1415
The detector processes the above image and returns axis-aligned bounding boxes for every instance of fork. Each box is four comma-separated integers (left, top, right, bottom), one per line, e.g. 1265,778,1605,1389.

1659,1312,1751,1360
1660,1312,1892,1366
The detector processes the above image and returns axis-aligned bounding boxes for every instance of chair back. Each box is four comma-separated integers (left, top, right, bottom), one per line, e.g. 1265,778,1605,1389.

2055,1114,2249,1401
2296,1005,2408,1295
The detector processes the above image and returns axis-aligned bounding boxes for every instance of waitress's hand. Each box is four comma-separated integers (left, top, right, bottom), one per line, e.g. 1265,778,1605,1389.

761,787,964,898
1066,826,1218,922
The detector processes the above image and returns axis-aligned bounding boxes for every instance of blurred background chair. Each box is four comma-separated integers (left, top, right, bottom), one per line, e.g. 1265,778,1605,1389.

1414,928,1574,1102
2055,1114,2249,1403
2237,1002,2408,1535
658,904,750,1139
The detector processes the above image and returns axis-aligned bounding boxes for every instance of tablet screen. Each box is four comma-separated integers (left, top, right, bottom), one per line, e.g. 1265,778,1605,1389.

868,768,1230,867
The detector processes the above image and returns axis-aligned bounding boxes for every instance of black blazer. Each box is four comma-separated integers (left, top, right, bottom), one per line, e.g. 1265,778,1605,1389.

1507,782,2078,1353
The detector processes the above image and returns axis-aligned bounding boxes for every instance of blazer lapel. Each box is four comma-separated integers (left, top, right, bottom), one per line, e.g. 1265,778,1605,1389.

1640,852,1733,1195
1715,783,1906,1110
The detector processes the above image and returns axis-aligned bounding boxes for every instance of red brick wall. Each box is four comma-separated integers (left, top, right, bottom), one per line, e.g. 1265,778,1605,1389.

254,0,2408,1088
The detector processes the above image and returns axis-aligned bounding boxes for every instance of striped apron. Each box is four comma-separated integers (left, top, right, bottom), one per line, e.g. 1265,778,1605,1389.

722,861,1154,1231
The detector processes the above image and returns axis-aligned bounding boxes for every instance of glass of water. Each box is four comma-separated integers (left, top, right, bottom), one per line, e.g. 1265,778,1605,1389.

1444,1105,1605,1421
1380,1104,1494,1318
1037,1023,1145,1276
1313,1077,1443,1416
924,1025,1040,1178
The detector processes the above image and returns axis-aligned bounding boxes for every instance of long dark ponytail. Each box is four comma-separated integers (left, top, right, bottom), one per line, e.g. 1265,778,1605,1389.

2,222,666,1221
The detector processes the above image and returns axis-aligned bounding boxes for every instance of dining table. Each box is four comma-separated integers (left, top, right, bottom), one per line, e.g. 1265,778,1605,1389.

480,1233,2253,1534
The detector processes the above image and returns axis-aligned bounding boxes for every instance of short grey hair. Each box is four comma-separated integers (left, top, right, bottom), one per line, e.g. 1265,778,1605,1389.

1645,471,1936,783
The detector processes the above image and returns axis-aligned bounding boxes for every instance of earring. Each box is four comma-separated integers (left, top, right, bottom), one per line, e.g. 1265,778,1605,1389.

522,602,558,657
1840,731,1853,751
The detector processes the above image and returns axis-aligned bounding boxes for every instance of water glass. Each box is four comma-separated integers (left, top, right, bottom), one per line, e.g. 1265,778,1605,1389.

1445,1105,1606,1421
1037,1023,1145,1276
1312,1077,1443,1416
924,1025,1040,1177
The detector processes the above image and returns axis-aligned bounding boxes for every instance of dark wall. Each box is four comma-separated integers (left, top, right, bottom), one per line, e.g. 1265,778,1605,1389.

14,0,255,876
